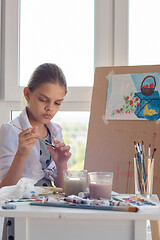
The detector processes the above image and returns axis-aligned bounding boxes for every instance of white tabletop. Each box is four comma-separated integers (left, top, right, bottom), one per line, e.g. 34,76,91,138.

0,201,160,221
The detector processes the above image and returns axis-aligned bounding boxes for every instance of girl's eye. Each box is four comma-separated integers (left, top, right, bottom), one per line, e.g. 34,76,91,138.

55,102,61,106
39,98,45,102
39,98,48,103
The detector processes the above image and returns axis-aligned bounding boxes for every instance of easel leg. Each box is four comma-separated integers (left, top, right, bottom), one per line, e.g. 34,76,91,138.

150,220,160,240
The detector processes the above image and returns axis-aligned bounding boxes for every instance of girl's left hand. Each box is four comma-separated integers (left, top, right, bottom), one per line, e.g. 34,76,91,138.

47,140,71,168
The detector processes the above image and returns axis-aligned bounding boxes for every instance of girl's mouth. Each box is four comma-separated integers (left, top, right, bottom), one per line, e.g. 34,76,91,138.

43,114,51,119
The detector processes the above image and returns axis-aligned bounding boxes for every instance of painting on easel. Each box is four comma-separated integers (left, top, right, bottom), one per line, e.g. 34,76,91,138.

105,72,160,120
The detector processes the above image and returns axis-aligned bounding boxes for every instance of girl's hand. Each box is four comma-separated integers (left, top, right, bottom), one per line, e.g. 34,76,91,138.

17,126,40,158
47,140,71,169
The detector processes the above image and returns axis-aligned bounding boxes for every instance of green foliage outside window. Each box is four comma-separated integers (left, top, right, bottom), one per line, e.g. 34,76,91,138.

61,122,88,170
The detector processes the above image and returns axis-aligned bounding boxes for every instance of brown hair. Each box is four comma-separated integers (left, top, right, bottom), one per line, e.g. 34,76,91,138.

27,63,67,94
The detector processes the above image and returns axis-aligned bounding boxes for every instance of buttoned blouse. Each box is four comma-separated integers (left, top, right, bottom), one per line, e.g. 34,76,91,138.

0,108,63,182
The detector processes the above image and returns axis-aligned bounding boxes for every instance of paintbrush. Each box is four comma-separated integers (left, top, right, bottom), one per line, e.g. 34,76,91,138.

12,124,55,148
152,148,156,159
30,202,139,212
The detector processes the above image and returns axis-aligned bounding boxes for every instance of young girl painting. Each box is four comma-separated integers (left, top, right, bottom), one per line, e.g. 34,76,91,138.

0,63,72,239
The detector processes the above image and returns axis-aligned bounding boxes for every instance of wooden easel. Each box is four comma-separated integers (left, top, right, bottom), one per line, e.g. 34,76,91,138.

84,65,160,240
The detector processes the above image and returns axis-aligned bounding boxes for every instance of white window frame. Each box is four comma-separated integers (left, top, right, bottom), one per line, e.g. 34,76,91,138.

0,0,129,124
114,0,128,66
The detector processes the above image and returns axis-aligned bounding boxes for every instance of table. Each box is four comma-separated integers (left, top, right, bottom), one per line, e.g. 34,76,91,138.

0,197,160,240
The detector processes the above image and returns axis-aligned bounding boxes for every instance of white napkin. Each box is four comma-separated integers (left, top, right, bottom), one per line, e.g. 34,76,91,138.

0,178,44,202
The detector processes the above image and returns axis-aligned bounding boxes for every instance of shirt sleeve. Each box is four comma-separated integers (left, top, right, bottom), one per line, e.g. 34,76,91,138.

0,123,18,181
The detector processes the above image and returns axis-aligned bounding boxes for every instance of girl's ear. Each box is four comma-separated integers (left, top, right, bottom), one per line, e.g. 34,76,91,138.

23,87,31,102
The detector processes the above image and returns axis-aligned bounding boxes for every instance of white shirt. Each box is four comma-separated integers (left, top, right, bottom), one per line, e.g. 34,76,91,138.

0,108,63,182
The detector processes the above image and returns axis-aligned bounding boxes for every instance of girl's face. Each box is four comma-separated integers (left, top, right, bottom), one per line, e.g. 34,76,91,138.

24,82,66,126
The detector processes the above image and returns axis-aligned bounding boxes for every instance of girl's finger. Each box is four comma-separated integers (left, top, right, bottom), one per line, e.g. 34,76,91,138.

19,133,32,142
26,138,37,145
31,126,38,133
19,132,38,143
60,145,70,151
54,142,65,148
19,127,39,137
19,128,32,136
65,152,72,157
47,146,55,152
31,126,40,139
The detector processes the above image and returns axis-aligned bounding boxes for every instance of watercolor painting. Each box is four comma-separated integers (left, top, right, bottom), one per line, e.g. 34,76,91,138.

106,72,160,120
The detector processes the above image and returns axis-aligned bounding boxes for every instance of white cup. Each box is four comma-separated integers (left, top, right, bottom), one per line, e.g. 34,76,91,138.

88,172,113,199
63,169,88,196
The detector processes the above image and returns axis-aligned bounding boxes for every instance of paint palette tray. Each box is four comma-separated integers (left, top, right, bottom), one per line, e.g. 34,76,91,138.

36,186,63,196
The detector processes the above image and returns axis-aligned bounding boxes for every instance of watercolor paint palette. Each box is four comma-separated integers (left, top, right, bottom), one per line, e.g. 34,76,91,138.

113,195,159,208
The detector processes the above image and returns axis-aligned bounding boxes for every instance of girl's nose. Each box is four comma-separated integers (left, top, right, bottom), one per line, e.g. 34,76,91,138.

45,103,53,111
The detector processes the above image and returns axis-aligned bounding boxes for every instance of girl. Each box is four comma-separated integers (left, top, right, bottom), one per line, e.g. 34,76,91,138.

0,63,71,239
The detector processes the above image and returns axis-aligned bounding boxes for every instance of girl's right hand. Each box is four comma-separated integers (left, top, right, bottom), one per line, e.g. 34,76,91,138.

17,126,39,158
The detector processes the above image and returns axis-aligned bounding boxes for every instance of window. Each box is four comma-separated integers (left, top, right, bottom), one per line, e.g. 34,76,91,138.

2,0,114,102
20,0,94,87
129,0,160,65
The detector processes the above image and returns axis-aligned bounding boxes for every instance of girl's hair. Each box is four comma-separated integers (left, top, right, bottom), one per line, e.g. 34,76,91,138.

27,63,67,94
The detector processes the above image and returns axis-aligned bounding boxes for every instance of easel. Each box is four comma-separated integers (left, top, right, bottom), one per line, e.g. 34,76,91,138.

84,65,160,240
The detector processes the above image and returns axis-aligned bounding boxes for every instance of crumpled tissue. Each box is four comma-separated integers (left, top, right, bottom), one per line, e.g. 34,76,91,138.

0,178,45,202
